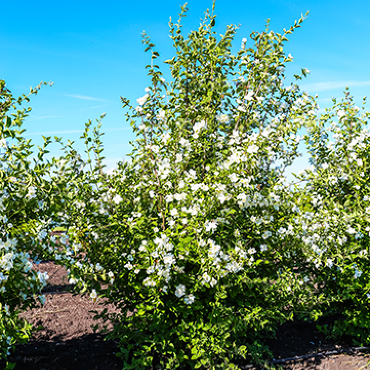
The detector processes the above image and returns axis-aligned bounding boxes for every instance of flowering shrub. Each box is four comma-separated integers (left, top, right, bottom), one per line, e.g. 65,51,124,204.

0,80,56,364
295,91,370,343
50,5,337,369
2,3,370,369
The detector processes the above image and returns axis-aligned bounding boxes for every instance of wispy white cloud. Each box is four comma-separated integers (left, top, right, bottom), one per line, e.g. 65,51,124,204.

29,115,64,120
66,94,109,102
24,127,131,136
80,104,110,111
301,80,370,92
24,129,84,136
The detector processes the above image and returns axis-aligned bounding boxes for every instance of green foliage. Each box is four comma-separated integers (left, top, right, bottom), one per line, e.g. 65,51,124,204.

298,88,370,345
0,79,57,361
48,4,323,369
2,2,370,369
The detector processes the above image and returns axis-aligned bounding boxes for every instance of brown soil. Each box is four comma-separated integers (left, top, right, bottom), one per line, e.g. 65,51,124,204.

4,262,122,370
2,262,370,370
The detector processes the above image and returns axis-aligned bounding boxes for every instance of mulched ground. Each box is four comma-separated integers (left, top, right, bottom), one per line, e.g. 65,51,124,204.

2,262,370,370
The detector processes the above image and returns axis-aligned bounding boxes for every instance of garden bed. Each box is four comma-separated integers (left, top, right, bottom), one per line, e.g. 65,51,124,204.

2,262,370,370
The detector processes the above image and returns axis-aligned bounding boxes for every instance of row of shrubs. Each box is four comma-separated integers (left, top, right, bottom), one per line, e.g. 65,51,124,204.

1,4,370,369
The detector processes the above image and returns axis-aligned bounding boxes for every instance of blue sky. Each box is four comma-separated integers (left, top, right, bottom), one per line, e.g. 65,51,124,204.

2,0,370,171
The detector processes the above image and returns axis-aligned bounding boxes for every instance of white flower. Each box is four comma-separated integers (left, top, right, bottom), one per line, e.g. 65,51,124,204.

138,244,147,252
208,241,221,258
184,294,195,305
136,94,149,106
225,261,243,273
146,144,159,153
193,120,206,135
210,278,217,287
237,103,246,113
175,284,186,298
202,272,211,284
0,138,7,149
168,219,176,228
205,220,218,232
216,114,229,123
217,192,228,204
113,194,122,204
174,193,186,201
187,169,197,180
247,144,258,153
321,163,329,170
165,194,174,202
179,138,191,149
245,90,254,101
237,192,248,206
157,110,165,120
354,269,362,278
143,277,156,287
90,289,98,302
37,271,49,287
151,250,159,259
260,244,268,252
38,230,48,239
163,254,175,266
347,227,356,235
262,230,272,239
161,133,170,143
229,173,239,183
27,186,36,199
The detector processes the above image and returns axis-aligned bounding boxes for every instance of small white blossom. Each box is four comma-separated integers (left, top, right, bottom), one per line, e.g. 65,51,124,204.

184,294,195,305
136,94,149,106
205,220,218,232
90,289,98,302
143,277,156,287
175,284,186,298
113,194,122,204
247,144,258,153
